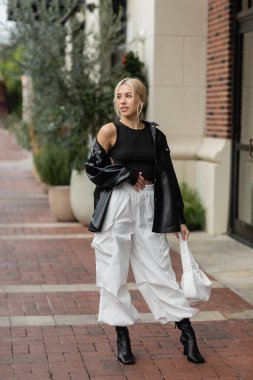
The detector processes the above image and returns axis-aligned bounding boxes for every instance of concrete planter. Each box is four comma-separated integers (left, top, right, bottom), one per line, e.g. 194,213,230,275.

70,169,95,225
48,186,76,222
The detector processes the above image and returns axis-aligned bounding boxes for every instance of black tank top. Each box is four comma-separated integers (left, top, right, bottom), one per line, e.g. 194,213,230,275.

109,121,155,181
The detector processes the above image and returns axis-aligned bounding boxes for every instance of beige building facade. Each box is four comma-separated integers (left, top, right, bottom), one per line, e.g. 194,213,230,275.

126,0,230,236
17,1,253,246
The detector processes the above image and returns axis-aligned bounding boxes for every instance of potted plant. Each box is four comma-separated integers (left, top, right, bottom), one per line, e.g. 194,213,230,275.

33,143,76,222
70,166,95,225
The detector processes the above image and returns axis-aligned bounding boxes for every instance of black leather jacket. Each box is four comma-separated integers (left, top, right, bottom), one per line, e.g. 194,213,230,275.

85,121,186,233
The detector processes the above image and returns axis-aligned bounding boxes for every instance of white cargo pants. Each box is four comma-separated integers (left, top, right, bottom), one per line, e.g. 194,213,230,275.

91,183,198,326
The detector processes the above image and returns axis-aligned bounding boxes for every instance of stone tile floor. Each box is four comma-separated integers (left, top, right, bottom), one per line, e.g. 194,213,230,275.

0,127,252,379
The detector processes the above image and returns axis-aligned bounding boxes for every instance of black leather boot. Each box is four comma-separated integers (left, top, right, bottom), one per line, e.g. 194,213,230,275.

115,326,135,364
175,318,205,364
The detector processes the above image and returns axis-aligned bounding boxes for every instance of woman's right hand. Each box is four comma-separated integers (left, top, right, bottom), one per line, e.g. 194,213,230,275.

134,172,145,191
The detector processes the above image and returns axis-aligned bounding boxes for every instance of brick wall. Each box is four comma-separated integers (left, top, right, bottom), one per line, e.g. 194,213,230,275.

206,0,237,139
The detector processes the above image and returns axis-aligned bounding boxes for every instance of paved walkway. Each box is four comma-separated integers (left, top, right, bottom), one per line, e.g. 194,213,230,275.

0,127,252,380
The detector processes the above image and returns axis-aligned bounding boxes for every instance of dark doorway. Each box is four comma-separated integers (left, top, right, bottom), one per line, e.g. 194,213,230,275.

230,1,253,246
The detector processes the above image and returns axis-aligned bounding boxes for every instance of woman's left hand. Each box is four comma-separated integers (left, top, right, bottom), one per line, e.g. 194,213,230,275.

174,224,190,240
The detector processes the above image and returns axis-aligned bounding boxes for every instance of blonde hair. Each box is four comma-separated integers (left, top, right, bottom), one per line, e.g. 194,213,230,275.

113,77,147,120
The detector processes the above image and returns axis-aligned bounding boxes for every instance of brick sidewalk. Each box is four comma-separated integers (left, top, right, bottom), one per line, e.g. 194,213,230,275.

0,128,252,380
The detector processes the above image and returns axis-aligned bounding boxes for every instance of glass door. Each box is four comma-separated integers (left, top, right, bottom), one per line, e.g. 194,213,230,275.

231,29,253,244
239,31,253,225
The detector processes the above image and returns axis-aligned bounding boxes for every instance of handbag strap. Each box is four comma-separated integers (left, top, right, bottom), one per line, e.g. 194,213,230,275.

179,233,194,272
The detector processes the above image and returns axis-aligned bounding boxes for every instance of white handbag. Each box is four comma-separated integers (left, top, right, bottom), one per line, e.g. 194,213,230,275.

179,233,212,303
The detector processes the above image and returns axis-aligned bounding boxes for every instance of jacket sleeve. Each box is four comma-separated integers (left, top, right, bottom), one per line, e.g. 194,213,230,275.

85,138,139,189
159,133,186,225
167,156,187,225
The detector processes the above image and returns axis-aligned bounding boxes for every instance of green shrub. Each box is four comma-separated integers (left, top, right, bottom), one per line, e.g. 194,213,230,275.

116,51,148,87
33,144,77,186
180,182,206,231
72,144,88,172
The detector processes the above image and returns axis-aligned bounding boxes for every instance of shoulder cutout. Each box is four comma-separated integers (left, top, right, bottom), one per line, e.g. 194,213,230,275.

97,122,116,153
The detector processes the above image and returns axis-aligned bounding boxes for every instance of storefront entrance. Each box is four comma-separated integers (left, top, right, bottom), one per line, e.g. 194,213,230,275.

230,1,253,246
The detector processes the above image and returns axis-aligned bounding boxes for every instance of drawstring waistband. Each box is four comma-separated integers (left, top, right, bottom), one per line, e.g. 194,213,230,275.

116,182,154,193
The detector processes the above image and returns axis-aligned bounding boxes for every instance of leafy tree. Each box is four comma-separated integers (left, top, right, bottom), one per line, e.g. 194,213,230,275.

1,0,124,156
118,51,148,87
1,1,148,179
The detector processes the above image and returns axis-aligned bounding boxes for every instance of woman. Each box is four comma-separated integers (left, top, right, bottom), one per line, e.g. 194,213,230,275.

85,78,205,365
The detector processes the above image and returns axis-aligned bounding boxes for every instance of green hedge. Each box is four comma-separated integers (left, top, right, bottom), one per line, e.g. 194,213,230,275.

33,144,78,186
180,182,206,231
